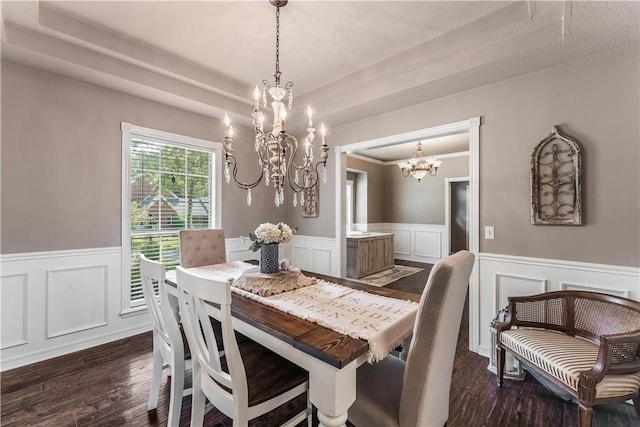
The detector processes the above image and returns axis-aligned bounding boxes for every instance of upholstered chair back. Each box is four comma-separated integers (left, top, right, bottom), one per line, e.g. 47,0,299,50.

400,250,475,427
179,229,226,268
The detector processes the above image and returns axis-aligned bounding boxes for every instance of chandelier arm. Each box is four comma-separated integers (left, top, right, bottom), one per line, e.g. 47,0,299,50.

287,159,326,193
225,154,264,190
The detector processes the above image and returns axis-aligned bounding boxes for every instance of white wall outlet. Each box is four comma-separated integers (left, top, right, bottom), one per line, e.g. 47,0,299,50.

485,226,495,240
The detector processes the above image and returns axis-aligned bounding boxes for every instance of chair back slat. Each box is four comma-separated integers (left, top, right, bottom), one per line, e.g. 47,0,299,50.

139,255,182,351
176,266,248,408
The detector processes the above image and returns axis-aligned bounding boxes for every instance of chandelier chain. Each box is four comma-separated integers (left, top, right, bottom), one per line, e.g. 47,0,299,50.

274,5,281,86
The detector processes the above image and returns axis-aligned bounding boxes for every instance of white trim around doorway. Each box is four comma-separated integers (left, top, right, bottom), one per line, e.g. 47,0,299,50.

334,117,482,354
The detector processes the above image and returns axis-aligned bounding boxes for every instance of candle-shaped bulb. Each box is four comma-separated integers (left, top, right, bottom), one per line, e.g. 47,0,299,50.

253,86,260,108
320,123,327,144
229,125,234,138
307,105,313,127
224,112,231,127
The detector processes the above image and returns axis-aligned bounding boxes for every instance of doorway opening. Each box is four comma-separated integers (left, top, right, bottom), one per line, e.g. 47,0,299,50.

334,117,481,353
445,177,470,254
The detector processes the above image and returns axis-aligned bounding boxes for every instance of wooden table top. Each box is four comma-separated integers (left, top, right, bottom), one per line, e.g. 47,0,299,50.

166,263,420,369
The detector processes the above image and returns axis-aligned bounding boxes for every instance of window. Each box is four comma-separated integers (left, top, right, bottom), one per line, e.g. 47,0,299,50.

121,123,221,312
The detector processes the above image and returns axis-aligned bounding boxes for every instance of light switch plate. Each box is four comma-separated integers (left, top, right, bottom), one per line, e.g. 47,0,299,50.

485,226,495,240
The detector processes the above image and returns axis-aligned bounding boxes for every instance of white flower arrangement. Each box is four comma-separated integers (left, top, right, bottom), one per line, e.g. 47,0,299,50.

249,222,293,252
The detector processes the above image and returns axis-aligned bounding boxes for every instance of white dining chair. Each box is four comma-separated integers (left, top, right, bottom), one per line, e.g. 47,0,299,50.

175,266,311,427
139,255,192,427
348,250,475,427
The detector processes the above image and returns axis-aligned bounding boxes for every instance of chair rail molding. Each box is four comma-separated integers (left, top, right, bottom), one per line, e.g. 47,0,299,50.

476,252,640,358
0,246,152,371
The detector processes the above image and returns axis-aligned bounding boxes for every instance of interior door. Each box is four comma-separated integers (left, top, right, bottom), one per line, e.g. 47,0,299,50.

450,181,469,253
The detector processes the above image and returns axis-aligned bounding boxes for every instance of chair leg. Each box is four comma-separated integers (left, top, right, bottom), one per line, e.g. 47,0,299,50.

307,392,312,427
496,347,505,388
190,371,206,427
633,393,640,418
148,345,163,410
578,403,593,427
168,359,184,427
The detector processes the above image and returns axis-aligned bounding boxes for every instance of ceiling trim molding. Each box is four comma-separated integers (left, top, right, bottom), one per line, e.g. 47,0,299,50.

38,2,251,103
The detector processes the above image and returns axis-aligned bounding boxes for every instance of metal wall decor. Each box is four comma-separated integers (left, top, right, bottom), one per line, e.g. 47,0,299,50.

302,183,319,218
530,125,582,225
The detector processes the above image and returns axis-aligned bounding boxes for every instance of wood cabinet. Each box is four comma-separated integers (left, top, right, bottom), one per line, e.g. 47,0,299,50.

346,233,394,279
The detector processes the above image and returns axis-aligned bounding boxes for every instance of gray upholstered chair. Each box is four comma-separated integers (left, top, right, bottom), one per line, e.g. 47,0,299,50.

179,229,227,268
348,250,475,427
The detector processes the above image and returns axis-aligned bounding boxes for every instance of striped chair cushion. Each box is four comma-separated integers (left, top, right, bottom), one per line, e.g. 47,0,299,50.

500,329,640,399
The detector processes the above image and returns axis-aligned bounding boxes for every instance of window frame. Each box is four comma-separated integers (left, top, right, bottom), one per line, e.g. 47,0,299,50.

120,122,222,315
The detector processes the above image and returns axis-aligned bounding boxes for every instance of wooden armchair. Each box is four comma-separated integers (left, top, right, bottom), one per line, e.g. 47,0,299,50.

496,291,640,427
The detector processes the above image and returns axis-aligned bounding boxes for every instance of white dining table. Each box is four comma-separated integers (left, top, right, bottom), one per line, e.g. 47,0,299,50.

165,264,420,427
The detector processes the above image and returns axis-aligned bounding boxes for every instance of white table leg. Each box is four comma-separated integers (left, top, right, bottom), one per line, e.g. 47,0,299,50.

317,411,349,427
309,358,361,427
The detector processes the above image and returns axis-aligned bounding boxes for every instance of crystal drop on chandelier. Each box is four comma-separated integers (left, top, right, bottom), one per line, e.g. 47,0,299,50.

293,192,297,207
322,168,327,183
247,188,252,206
265,167,270,186
300,191,305,205
295,169,299,184
224,163,230,183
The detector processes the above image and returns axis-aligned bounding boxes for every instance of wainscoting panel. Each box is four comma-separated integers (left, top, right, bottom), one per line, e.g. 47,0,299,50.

561,282,630,298
414,231,442,259
290,235,337,276
0,273,28,349
0,248,151,371
392,230,412,255
379,223,446,264
494,273,547,312
291,246,310,271
225,237,258,263
477,253,640,358
46,266,108,339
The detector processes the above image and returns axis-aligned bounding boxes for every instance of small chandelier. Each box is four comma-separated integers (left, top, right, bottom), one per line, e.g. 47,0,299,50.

397,142,441,182
222,0,329,207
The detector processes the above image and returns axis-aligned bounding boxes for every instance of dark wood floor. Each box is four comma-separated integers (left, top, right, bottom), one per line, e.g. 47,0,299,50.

2,260,639,426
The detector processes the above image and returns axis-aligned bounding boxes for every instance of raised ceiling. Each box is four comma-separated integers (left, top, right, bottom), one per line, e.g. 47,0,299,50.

2,1,638,132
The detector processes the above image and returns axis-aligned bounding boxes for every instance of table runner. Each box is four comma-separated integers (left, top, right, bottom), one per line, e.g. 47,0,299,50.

182,261,419,363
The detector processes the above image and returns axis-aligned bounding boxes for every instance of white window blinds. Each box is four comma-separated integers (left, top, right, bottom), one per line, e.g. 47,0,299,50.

127,135,215,303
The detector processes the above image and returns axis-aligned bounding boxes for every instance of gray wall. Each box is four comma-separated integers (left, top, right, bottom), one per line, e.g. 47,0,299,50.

384,156,469,224
345,157,386,224
345,155,469,225
306,46,640,267
0,61,280,253
4,45,639,267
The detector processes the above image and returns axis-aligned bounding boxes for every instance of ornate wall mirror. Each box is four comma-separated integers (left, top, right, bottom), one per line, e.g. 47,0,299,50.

530,126,582,225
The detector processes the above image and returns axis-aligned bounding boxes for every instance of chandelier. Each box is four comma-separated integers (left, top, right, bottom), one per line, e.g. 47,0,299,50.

222,0,329,207
397,142,441,182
